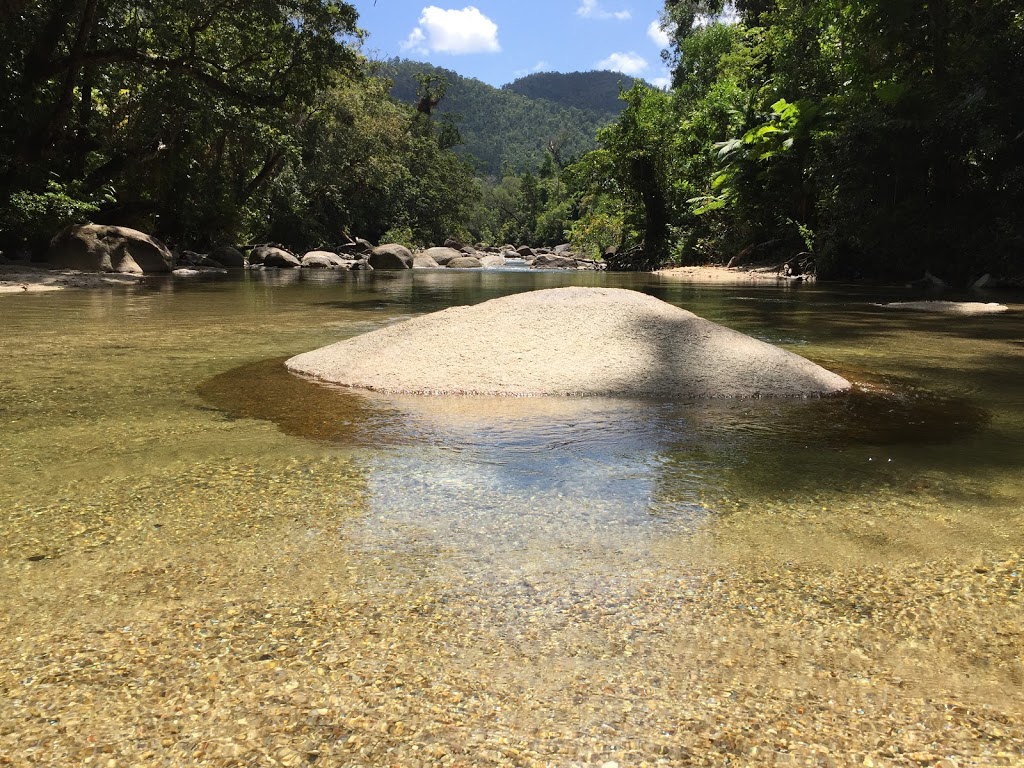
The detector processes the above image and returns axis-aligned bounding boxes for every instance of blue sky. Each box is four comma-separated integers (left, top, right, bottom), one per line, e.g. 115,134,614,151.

351,1,675,88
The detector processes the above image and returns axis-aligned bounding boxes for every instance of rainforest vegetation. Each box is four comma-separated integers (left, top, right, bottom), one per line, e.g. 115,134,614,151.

2,0,1022,281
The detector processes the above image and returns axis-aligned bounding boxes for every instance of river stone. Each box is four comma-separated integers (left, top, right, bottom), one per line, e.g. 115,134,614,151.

47,224,172,274
369,244,413,270
413,252,441,269
249,245,297,267
532,253,580,270
421,247,462,266
447,256,482,269
211,245,246,267
263,248,301,268
287,287,852,398
479,253,505,268
302,251,344,268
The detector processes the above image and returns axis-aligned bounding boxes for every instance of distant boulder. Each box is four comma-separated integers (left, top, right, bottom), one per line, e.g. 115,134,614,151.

211,246,246,268
447,256,482,269
413,252,441,269
421,247,462,266
479,253,505,268
249,245,296,267
369,244,413,270
302,251,345,269
250,245,299,268
532,254,579,270
47,224,172,274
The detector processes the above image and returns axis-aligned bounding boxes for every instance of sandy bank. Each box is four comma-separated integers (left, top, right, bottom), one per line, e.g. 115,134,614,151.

0,264,145,293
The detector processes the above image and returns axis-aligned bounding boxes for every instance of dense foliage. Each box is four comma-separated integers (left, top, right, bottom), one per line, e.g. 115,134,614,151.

386,59,618,177
4,1,1021,280
0,2,478,254
502,71,639,117
555,0,1024,280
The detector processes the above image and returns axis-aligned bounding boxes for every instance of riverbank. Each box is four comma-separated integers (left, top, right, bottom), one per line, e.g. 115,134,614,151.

0,262,799,295
0,263,145,293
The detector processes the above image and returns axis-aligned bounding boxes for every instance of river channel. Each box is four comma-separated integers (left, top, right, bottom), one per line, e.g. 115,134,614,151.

1,269,1022,766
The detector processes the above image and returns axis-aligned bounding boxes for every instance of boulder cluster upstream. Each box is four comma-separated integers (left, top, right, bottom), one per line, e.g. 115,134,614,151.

37,226,606,274
287,287,852,398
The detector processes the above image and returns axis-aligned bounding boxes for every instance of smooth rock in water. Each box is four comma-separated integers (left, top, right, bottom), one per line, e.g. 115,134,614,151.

447,256,482,269
211,245,246,268
879,301,1009,315
287,287,851,398
302,251,344,268
263,248,301,268
337,240,372,257
369,244,413,270
532,253,579,270
479,253,505,268
421,247,461,266
47,224,172,274
412,252,441,269
250,245,298,267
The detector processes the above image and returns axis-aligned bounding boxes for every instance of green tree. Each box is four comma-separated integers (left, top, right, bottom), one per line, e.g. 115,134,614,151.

1,0,361,252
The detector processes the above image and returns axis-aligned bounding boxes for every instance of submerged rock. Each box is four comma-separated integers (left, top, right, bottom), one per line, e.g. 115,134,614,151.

879,301,1009,315
287,287,851,398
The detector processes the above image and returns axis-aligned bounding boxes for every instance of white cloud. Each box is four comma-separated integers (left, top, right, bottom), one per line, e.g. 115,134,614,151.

647,19,670,48
651,75,672,90
597,51,648,76
513,60,551,78
577,0,631,21
401,6,501,55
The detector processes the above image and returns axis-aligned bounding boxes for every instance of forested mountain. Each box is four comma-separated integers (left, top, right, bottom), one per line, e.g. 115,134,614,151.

384,59,621,177
503,71,639,117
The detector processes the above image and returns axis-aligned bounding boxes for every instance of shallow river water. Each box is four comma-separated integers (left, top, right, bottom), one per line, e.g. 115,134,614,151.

1,269,1022,767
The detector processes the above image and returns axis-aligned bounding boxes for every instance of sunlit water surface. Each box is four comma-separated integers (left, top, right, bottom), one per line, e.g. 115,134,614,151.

2,269,1023,765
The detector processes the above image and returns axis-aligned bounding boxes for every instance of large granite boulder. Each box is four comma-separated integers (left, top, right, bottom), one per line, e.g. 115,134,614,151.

447,256,482,269
302,251,345,269
47,224,172,274
211,246,246,268
479,253,506,268
287,287,852,398
369,244,413,270
412,252,441,269
249,245,299,267
421,247,462,266
532,254,579,270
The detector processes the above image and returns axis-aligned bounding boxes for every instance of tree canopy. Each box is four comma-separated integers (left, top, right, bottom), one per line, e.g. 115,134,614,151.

554,0,1024,280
